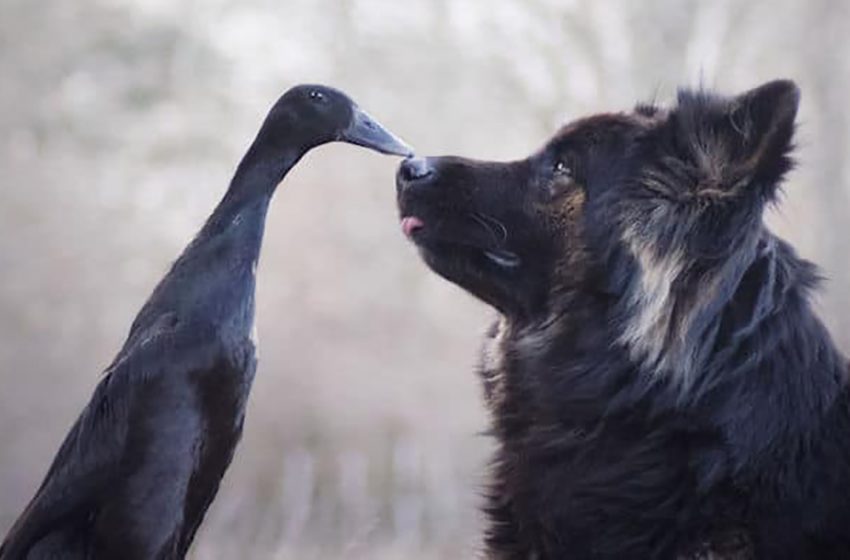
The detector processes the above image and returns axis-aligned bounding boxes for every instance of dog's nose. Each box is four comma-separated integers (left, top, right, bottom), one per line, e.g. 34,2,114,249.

399,156,434,184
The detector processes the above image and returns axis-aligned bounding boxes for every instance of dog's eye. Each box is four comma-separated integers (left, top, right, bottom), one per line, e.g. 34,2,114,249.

308,90,325,102
548,160,577,199
554,161,573,178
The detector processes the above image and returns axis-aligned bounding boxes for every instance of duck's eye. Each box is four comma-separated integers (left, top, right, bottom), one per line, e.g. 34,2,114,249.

308,90,325,102
554,161,572,177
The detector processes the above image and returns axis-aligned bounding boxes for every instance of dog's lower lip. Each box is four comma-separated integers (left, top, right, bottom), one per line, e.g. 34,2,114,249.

401,216,425,238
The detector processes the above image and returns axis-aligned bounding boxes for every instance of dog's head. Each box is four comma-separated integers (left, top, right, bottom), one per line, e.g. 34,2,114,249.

397,80,799,369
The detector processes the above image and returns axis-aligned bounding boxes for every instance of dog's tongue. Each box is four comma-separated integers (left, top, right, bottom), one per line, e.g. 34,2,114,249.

401,216,425,238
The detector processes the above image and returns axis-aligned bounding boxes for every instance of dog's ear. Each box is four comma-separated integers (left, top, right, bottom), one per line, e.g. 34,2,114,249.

673,80,799,200
726,79,799,187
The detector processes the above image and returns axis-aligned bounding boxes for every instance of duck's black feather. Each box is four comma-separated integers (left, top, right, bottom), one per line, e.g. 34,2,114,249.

1,84,409,559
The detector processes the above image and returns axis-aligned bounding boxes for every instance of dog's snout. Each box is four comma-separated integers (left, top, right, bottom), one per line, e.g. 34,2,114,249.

399,157,434,184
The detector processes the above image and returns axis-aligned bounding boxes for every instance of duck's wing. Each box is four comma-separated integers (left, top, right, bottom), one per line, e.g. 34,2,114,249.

0,364,131,559
0,312,217,559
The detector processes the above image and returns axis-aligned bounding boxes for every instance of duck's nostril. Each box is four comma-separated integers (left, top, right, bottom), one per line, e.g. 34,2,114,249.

400,157,434,182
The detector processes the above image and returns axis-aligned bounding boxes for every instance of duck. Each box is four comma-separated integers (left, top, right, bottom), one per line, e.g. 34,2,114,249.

0,84,412,560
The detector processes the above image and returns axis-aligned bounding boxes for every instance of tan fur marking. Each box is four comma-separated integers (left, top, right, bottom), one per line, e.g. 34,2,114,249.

549,187,589,291
620,224,683,370
480,317,509,412
561,187,586,213
620,223,730,388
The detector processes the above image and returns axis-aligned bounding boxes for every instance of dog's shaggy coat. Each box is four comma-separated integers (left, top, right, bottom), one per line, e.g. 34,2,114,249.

396,80,850,559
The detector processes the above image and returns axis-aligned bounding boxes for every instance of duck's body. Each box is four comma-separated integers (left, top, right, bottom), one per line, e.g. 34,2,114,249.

0,85,410,560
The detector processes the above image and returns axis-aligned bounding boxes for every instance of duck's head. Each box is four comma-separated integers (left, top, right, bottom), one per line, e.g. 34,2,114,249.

260,84,413,157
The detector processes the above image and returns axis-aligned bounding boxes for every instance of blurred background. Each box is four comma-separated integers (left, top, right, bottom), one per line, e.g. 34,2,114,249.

1,0,849,558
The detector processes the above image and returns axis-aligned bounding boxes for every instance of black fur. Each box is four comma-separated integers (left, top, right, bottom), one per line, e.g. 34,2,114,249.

396,80,850,559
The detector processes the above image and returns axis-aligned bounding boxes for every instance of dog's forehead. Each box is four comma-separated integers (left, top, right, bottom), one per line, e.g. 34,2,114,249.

550,112,652,149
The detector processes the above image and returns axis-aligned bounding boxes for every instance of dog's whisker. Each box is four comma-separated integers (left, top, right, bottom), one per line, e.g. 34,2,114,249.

469,212,509,245
480,212,509,242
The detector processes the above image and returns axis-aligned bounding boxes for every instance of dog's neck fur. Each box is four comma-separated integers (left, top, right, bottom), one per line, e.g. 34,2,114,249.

616,226,765,392
478,231,848,559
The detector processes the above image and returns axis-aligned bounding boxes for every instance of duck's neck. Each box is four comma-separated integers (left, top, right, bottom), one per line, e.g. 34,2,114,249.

124,134,309,339
203,139,305,233
170,137,309,279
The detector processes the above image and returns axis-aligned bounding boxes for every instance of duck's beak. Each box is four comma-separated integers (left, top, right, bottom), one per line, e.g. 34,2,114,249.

340,106,414,157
